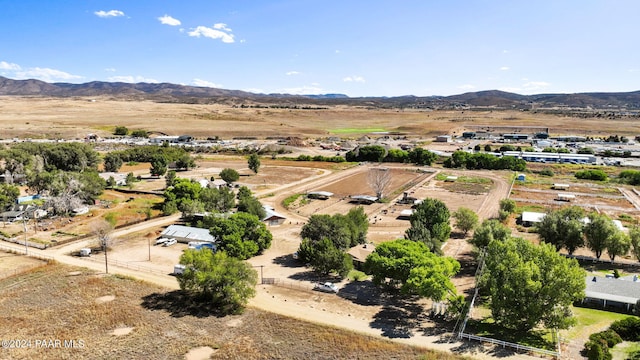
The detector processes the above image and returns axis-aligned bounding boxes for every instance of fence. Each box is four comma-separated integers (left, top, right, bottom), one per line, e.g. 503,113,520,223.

0,244,53,262
262,277,314,292
458,333,560,358
79,255,169,276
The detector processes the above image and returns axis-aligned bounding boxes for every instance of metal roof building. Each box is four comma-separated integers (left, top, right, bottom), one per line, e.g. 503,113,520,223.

161,224,216,244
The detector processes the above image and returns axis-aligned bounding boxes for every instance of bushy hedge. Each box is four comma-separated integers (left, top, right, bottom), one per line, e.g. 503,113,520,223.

296,154,345,162
575,169,608,181
583,317,640,360
619,170,640,185
444,151,526,171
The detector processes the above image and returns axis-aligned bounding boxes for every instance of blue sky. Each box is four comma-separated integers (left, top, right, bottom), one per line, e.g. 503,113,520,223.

1,1,639,97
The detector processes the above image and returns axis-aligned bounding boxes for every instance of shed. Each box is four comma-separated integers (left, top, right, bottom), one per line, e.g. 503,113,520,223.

516,174,526,181
520,211,546,227
262,205,287,226
582,275,640,312
397,209,414,220
444,176,458,182
556,193,576,202
161,224,216,244
552,183,570,190
209,179,228,189
347,243,376,270
307,191,334,200
435,135,452,143
349,195,378,204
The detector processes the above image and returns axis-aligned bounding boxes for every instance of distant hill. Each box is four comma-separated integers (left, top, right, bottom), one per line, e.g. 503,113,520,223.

1,76,640,110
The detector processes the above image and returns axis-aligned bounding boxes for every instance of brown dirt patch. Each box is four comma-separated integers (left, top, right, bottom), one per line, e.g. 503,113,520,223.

0,263,465,360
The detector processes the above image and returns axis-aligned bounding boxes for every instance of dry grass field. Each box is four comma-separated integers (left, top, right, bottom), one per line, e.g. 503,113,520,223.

1,96,640,140
0,262,469,360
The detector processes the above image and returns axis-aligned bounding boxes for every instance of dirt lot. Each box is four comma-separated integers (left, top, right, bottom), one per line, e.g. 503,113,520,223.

0,263,471,360
2,96,640,140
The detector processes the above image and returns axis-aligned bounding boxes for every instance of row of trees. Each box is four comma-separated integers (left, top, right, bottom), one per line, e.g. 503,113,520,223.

345,145,438,165
444,151,527,171
537,206,637,261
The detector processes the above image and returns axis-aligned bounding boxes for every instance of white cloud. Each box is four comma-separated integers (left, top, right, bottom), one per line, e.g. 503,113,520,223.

502,50,509,54
343,76,365,83
94,10,125,18
243,88,265,94
104,68,116,72
458,84,476,90
107,75,159,83
15,67,83,82
192,78,222,88
188,25,234,43
500,66,510,71
158,15,181,26
213,23,232,32
499,80,551,94
0,61,21,71
286,71,300,76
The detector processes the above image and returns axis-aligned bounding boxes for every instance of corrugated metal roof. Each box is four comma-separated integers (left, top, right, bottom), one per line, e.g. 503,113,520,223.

161,225,215,242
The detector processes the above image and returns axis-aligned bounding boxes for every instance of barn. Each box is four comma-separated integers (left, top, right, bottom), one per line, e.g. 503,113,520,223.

262,205,287,226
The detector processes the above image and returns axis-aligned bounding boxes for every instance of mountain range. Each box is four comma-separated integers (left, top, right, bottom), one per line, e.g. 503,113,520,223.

1,76,640,111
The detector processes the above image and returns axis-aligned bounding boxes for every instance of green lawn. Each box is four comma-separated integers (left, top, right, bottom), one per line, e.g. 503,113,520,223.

562,307,631,341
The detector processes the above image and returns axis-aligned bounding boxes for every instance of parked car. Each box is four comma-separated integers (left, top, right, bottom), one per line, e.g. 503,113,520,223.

155,238,169,246
173,264,186,276
163,238,177,247
314,282,339,293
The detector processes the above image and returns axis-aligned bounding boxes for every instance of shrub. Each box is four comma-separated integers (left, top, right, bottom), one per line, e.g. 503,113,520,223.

585,340,609,360
575,169,608,181
539,169,554,177
588,330,622,348
610,317,640,341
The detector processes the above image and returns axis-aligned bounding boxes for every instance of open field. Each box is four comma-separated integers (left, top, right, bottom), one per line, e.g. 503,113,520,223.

0,263,469,360
2,97,640,140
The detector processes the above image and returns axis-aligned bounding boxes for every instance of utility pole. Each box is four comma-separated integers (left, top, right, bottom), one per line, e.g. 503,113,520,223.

23,217,28,255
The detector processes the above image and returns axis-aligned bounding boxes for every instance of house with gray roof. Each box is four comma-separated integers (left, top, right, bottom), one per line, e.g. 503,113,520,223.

582,275,640,312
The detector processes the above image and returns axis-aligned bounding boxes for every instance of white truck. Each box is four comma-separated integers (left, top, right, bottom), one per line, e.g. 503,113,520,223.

173,264,186,276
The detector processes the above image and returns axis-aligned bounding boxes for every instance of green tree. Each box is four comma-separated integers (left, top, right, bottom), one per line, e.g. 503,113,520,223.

364,239,460,301
114,126,129,136
298,238,353,277
130,129,148,138
408,147,437,166
409,198,451,244
205,212,272,259
536,206,585,254
0,184,19,210
150,156,167,177
499,198,516,214
178,250,257,315
404,222,441,254
125,172,137,187
219,168,240,184
102,153,123,173
248,153,261,174
484,144,492,152
470,219,511,248
175,154,196,171
237,195,266,219
165,170,177,188
481,237,585,331
452,207,479,236
584,213,617,259
199,186,235,213
301,214,352,250
607,231,631,261
630,227,640,263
